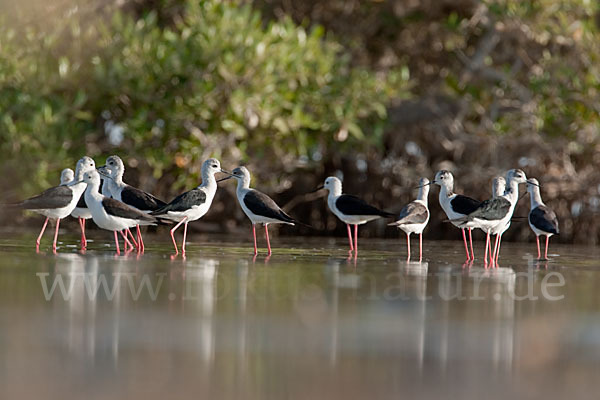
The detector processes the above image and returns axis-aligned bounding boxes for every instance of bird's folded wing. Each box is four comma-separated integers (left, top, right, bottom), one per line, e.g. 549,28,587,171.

336,194,392,217
102,197,156,222
244,190,295,223
20,185,73,209
151,188,206,214
390,202,428,225
121,185,166,211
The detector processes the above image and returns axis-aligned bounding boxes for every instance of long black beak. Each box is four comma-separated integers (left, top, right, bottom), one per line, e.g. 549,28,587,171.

96,167,112,180
527,181,540,187
416,182,434,189
217,175,233,183
216,169,234,183
310,185,324,193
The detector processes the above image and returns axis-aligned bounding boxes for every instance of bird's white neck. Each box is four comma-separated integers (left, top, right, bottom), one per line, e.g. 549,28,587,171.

235,176,251,193
200,170,218,194
438,182,453,201
85,179,103,202
417,185,429,205
107,175,125,195
112,172,124,186
504,179,520,204
327,182,342,198
529,186,544,209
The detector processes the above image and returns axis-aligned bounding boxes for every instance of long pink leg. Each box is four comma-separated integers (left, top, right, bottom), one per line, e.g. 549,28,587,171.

81,218,88,248
536,236,541,260
419,233,423,262
121,231,130,252
137,225,145,252
491,234,500,267
265,224,272,256
483,232,490,267
346,224,354,251
494,233,503,264
182,221,188,253
114,231,121,255
461,229,469,260
468,228,475,260
36,217,49,250
120,230,133,252
544,236,550,260
354,224,358,255
169,217,188,255
252,224,258,255
406,232,411,261
52,219,61,253
126,229,139,251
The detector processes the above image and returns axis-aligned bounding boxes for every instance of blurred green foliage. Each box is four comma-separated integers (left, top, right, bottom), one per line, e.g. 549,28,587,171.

0,0,406,194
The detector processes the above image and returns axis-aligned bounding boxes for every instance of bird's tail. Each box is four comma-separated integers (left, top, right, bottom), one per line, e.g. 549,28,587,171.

155,217,174,226
292,219,314,229
448,216,470,226
1,202,23,208
388,218,406,226
380,210,395,218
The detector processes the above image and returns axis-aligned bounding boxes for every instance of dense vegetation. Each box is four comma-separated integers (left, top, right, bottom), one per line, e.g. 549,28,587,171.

1,0,599,243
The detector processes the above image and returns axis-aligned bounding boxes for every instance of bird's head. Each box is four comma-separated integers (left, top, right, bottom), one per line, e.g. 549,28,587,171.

60,168,74,186
75,156,96,179
319,176,342,195
433,170,453,187
506,169,527,184
492,176,506,197
103,155,125,178
82,169,101,186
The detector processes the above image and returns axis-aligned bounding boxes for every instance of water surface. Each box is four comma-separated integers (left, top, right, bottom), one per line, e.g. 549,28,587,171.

1,233,599,399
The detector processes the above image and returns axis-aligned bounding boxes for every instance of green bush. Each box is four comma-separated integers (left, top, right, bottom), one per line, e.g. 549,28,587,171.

0,0,407,195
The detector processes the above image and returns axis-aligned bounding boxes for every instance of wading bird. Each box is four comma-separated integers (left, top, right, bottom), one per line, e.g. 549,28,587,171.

527,178,559,260
69,156,97,249
318,176,393,257
98,155,166,251
432,170,481,261
151,158,228,256
82,170,159,255
452,169,527,267
14,157,91,253
389,178,430,262
220,166,302,256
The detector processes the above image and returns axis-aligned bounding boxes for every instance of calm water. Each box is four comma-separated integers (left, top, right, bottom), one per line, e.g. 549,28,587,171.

1,232,600,399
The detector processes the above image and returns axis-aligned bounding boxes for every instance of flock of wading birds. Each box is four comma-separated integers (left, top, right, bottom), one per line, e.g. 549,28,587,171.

11,156,559,265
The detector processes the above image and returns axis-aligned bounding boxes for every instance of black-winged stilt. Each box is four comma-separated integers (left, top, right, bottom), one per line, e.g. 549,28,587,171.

317,176,393,257
452,169,527,267
432,170,481,261
526,178,559,260
82,170,159,255
219,166,301,256
488,176,509,264
69,156,97,249
151,158,228,256
488,169,528,264
14,159,89,253
388,177,430,262
98,155,167,251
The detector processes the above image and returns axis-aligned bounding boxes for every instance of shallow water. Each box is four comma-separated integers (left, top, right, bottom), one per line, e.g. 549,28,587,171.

1,232,600,399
